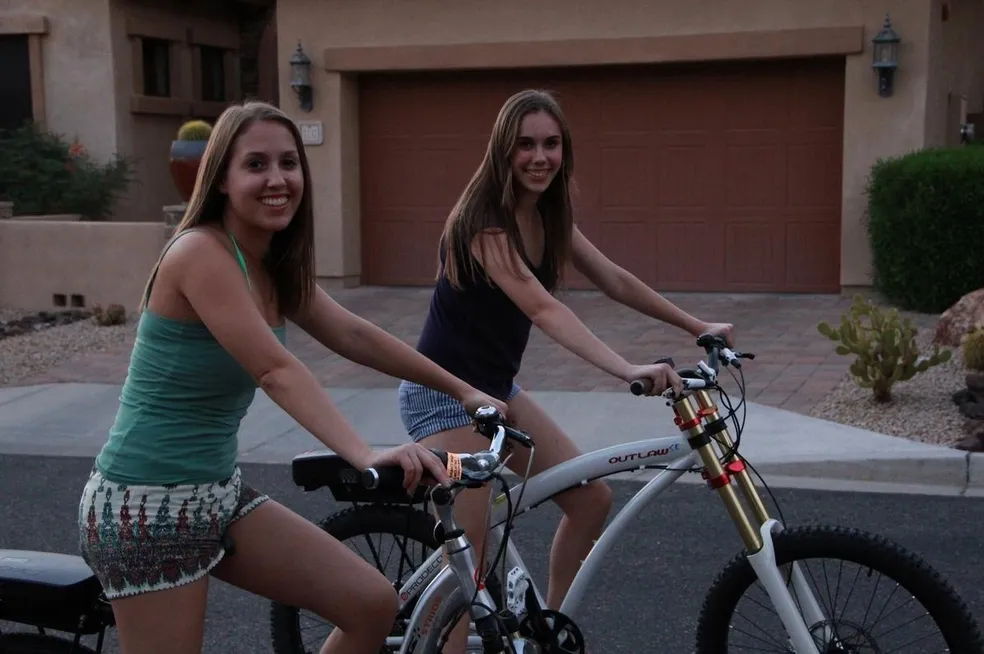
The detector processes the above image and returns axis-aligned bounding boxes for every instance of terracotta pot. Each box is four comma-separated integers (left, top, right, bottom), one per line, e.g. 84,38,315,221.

169,140,209,202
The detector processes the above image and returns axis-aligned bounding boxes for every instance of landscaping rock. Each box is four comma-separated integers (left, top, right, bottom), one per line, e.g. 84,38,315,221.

954,419,984,451
933,288,984,347
0,309,92,341
968,371,984,395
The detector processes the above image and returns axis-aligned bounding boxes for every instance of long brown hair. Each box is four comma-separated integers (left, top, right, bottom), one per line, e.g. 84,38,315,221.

439,89,576,291
141,101,315,316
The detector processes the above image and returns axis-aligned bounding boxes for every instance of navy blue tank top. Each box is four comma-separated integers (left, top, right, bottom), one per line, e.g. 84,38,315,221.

416,240,555,401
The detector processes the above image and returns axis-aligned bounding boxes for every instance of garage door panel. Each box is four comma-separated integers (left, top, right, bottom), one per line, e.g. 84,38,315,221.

600,85,664,133
724,220,786,287
600,146,657,210
363,215,445,286
361,140,413,210
725,143,786,208
787,142,841,208
563,219,601,290
361,144,452,210
721,80,789,131
570,144,601,214
556,87,602,137
360,59,843,292
658,78,725,130
658,143,718,208
596,220,654,285
784,221,841,288
655,221,726,288
788,69,845,129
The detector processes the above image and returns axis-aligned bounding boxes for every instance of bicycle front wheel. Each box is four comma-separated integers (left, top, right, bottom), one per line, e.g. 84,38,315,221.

694,524,984,653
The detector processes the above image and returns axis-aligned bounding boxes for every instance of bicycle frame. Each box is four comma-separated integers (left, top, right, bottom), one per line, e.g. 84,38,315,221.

388,387,831,653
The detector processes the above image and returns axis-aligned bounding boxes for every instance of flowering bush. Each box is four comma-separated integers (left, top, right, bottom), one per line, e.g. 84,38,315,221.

0,124,135,220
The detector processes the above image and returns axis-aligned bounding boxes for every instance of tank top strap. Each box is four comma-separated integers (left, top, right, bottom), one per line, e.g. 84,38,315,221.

226,231,253,292
141,227,253,309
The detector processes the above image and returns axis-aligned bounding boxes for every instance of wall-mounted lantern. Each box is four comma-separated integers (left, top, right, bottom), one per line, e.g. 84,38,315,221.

872,14,900,98
289,40,313,112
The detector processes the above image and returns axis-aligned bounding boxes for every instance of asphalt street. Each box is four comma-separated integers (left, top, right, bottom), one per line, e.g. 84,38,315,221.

2,454,984,652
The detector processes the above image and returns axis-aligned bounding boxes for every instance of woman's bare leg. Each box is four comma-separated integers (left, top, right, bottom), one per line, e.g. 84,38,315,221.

418,425,496,653
420,389,613,652
210,499,399,654
109,578,209,654
505,389,613,608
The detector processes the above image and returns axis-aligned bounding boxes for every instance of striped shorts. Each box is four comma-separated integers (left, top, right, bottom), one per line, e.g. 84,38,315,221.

398,380,521,442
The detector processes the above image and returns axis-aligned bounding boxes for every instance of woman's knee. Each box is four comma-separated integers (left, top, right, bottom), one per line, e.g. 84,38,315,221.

558,479,613,524
328,570,399,632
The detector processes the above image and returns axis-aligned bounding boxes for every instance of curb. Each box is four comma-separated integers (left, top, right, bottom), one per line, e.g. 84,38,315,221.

604,454,984,498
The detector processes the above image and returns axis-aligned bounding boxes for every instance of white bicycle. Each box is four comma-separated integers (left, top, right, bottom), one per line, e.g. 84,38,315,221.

270,334,984,653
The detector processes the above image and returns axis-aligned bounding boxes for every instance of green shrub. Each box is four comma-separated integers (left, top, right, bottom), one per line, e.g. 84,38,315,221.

865,146,984,313
0,124,136,221
818,294,952,403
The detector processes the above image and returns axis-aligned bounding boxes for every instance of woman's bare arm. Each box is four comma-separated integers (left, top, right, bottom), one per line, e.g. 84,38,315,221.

162,231,376,470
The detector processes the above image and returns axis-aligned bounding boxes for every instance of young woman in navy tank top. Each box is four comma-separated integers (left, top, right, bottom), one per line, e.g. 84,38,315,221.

398,89,735,652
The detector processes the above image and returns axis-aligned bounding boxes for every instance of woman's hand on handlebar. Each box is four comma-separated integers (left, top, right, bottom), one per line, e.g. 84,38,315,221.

458,388,509,421
624,362,684,397
699,321,735,347
366,443,450,492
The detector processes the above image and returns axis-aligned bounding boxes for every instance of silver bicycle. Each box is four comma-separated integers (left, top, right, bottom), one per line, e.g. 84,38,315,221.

271,334,983,653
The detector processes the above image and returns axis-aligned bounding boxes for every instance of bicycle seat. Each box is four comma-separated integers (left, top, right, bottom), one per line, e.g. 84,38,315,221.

0,549,111,634
291,449,429,505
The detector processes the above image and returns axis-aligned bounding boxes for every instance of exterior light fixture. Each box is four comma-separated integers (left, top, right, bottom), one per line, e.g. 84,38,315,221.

289,40,313,112
872,14,900,98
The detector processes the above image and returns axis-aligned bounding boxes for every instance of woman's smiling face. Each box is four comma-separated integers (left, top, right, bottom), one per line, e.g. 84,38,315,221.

220,119,304,232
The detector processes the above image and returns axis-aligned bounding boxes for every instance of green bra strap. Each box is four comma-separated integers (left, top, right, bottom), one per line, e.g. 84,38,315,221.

227,232,253,292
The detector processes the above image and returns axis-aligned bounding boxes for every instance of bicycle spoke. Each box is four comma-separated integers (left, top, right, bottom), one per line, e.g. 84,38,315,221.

722,557,949,652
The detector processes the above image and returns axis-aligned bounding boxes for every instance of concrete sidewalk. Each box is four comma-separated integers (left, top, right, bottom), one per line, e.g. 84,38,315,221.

1,382,981,497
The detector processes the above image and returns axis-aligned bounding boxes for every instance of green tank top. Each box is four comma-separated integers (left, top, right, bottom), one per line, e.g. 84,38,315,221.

94,229,287,486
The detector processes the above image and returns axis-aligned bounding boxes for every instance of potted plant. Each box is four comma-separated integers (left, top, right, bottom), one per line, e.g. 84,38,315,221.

169,119,213,202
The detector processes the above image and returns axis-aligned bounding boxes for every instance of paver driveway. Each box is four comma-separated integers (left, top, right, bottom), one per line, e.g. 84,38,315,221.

11,286,929,416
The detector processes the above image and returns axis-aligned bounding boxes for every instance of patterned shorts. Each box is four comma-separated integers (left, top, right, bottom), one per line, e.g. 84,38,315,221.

398,380,521,442
77,466,268,600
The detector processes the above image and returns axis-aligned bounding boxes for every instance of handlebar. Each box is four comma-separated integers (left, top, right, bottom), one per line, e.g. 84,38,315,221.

361,406,534,492
628,333,755,398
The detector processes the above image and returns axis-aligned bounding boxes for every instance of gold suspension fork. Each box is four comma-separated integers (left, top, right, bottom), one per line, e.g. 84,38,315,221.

671,392,765,554
693,389,772,527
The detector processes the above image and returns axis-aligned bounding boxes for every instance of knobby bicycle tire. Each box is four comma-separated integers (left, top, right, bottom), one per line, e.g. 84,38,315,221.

694,524,984,653
269,505,439,654
0,632,96,654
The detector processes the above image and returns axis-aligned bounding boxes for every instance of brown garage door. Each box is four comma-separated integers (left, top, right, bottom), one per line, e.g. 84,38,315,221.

359,57,844,292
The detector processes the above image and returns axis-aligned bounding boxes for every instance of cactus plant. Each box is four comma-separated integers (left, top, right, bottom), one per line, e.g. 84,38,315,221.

176,120,212,141
962,326,984,371
817,294,952,403
170,120,213,202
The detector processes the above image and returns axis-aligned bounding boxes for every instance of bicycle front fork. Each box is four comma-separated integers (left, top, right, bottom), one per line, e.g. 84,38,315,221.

672,390,828,652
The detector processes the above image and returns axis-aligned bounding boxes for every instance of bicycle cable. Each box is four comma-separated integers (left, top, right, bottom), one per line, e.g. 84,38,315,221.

711,363,788,528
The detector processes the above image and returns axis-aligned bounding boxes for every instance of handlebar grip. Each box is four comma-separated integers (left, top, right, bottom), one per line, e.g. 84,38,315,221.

362,448,450,490
629,378,654,396
361,466,405,490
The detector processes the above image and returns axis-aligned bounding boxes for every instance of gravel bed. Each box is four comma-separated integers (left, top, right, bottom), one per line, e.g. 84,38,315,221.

0,309,135,387
808,327,971,446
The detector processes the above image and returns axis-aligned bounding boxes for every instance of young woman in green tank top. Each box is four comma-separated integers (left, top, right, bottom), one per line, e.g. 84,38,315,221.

76,100,508,654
